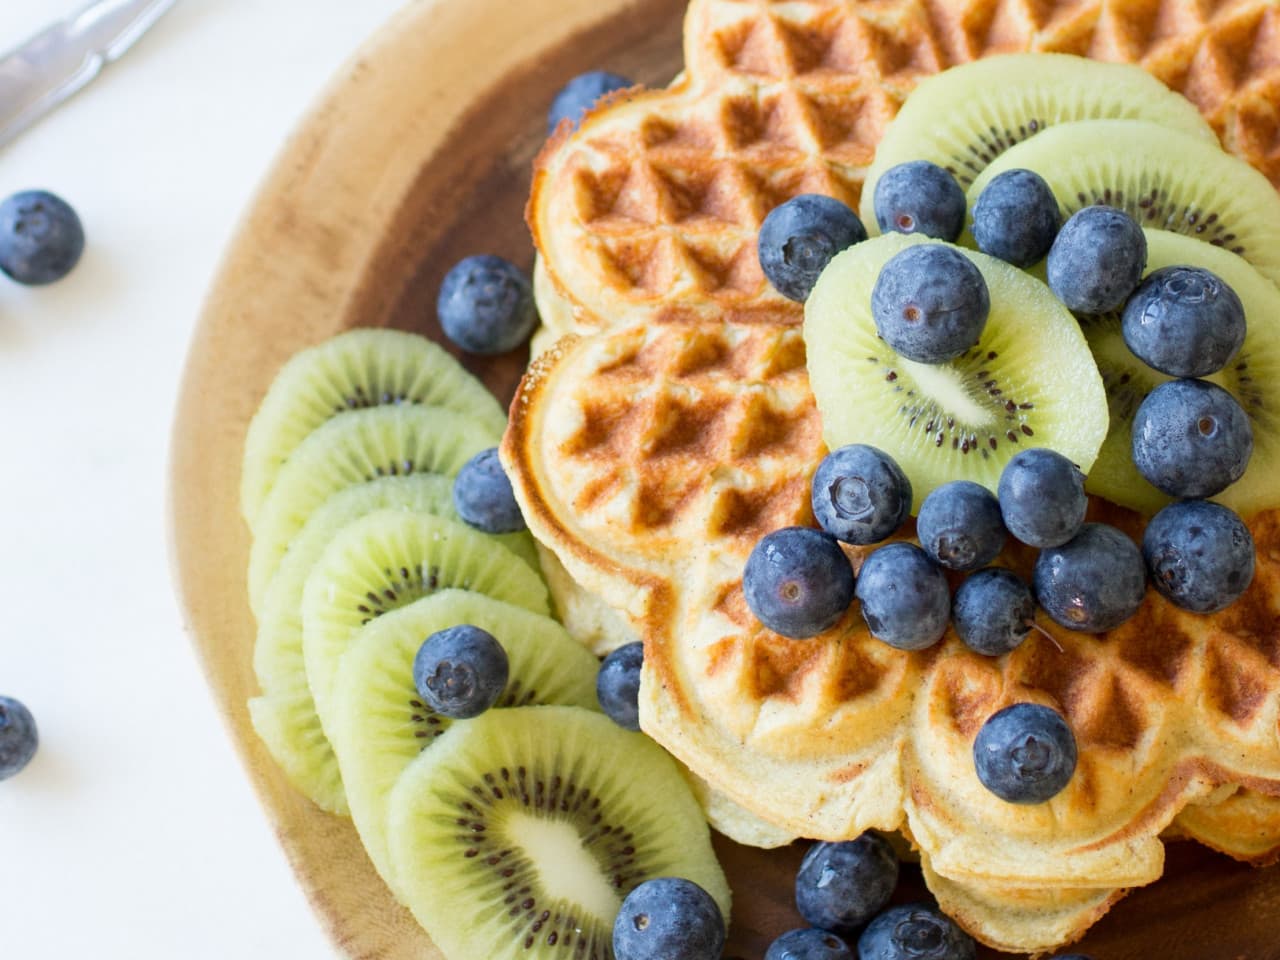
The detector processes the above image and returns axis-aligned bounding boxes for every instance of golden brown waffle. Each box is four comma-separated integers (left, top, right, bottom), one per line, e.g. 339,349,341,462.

507,0,1280,950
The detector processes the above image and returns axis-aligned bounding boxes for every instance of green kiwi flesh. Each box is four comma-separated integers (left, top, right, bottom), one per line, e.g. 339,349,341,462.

241,329,507,524
248,676,348,815
387,705,731,960
301,509,550,722
805,233,1108,510
968,120,1280,289
327,590,600,895
247,404,498,612
860,53,1215,226
1080,229,1280,517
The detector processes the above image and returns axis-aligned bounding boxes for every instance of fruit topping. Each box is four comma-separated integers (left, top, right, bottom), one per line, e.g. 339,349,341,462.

952,568,1035,657
1131,378,1252,498
811,444,912,545
743,527,855,639
765,928,854,960
997,448,1087,548
438,254,537,355
970,169,1060,268
758,194,867,302
916,480,1006,571
412,624,510,719
871,245,989,364
856,902,977,960
794,835,899,937
548,70,633,133
613,877,727,960
453,446,527,533
872,161,965,242
597,640,644,732
1045,206,1146,315
1142,500,1255,614
854,542,950,651
0,190,84,285
1121,266,1245,378
0,696,37,781
1032,522,1146,633
973,703,1077,805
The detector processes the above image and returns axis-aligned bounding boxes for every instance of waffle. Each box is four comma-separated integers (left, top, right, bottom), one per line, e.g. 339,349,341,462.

505,0,1280,949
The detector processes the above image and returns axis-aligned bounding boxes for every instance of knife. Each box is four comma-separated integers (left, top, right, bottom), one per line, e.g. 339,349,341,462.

0,0,177,149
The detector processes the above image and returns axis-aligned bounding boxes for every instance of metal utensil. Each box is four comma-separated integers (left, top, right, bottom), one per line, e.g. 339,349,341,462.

0,0,177,148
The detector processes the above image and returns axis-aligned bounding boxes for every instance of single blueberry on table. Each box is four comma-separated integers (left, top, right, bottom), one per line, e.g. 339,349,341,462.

597,640,644,731
437,254,537,355
952,567,1035,656
1131,378,1253,499
997,447,1087,549
0,696,38,781
1122,266,1245,378
811,444,912,545
766,928,854,960
795,834,899,937
873,161,966,242
612,877,725,960
758,194,867,302
973,703,1077,804
916,480,1006,571
743,527,855,638
1033,522,1147,633
1142,500,1255,614
854,542,951,651
1046,205,1146,314
857,902,977,960
971,168,1061,268
547,70,633,133
0,190,84,285
452,447,527,534
412,624,510,719
870,245,990,364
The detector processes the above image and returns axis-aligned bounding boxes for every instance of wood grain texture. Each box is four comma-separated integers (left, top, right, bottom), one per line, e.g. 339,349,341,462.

167,0,1280,956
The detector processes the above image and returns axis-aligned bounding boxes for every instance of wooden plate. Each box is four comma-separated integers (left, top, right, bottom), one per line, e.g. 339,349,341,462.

168,0,1280,956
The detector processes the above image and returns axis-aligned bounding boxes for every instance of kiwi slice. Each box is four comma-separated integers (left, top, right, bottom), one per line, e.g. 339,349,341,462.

248,676,348,815
241,329,507,524
860,53,1215,226
247,404,497,613
327,589,600,892
1079,229,1280,516
805,233,1108,509
301,509,550,722
386,705,731,960
969,120,1280,288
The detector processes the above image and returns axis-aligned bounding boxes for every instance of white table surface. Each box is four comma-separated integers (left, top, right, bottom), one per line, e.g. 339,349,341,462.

0,2,412,956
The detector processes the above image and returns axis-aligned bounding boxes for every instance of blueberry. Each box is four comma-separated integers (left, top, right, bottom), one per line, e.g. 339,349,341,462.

412,625,509,719
873,161,966,242
970,169,1061,268
870,245,989,364
952,568,1035,656
916,480,1006,571
452,448,527,533
1045,205,1146,314
854,542,950,651
1033,522,1146,633
857,903,976,960
758,195,868,302
1122,266,1245,378
766,928,855,960
795,834,899,937
1142,500,1255,614
547,70,633,133
0,190,84,285
437,254,537,354
743,527,855,638
997,448,1087,549
0,696,37,781
811,444,913,545
612,877,725,960
597,641,644,731
973,703,1077,804
1131,378,1253,498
